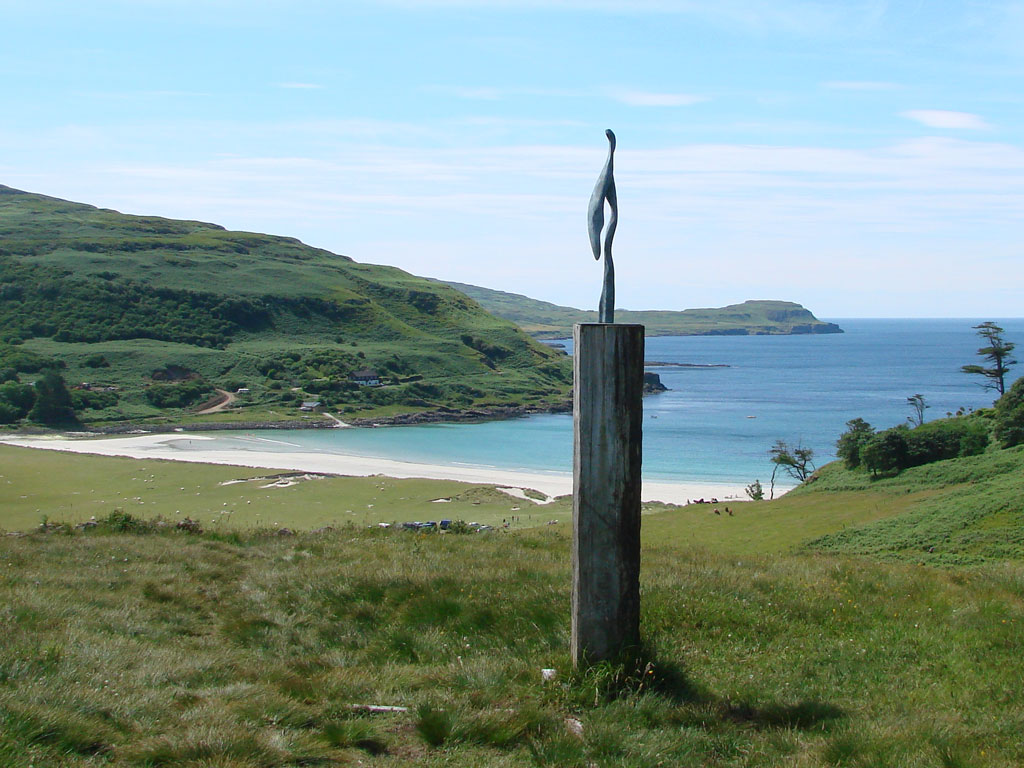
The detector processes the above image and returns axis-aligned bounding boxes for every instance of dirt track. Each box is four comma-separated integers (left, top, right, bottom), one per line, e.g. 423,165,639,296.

194,389,237,415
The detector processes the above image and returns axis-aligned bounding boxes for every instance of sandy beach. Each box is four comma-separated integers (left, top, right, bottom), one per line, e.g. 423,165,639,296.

0,432,774,505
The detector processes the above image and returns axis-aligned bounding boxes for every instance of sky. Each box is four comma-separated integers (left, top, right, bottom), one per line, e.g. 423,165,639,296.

2,0,1023,318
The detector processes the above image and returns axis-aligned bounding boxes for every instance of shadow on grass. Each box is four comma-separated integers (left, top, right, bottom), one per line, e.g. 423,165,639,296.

720,698,844,730
568,643,844,733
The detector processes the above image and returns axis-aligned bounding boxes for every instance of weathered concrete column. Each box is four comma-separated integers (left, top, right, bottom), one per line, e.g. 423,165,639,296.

572,322,644,667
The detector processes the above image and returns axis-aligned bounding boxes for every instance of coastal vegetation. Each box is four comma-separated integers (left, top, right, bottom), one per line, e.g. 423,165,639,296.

961,321,1017,396
442,280,843,339
0,185,571,427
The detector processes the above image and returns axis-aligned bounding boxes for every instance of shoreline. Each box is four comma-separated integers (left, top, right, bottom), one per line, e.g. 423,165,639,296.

78,402,575,435
0,432,789,505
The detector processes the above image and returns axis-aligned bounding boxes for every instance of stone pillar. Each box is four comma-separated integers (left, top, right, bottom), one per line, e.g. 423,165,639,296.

571,323,644,666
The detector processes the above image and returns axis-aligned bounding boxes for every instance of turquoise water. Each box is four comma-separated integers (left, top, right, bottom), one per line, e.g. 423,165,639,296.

196,319,1024,487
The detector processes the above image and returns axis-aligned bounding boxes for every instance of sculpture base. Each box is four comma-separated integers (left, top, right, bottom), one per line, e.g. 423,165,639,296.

571,323,644,666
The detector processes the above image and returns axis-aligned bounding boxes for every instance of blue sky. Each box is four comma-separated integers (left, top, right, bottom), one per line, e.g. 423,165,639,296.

3,1,1023,317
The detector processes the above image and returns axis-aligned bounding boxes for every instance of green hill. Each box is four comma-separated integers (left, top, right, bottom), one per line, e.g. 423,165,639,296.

0,185,571,426
441,280,843,338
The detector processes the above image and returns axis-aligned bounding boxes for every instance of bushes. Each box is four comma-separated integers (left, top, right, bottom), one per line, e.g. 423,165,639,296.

145,380,214,409
0,380,35,421
70,389,118,411
83,354,109,368
994,376,1024,448
835,418,874,469
848,415,991,476
28,371,77,425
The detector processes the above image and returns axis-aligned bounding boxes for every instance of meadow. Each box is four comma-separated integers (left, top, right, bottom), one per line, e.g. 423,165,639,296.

2,515,1023,767
0,445,568,533
3,443,1024,765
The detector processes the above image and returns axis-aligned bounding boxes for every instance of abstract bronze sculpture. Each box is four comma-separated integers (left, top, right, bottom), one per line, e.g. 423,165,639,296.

587,129,618,323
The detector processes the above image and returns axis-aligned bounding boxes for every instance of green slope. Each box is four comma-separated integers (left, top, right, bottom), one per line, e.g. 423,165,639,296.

790,446,1024,566
0,185,571,426
4,495,1024,766
442,279,843,338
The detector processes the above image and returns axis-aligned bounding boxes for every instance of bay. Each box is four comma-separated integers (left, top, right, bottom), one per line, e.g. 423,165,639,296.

194,319,1024,489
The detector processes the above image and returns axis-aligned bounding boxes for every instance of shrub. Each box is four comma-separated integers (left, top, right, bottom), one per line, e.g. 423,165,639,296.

0,401,22,424
860,416,990,476
103,509,152,533
835,418,874,469
904,418,983,465
0,380,35,420
71,389,118,411
994,376,1024,448
145,380,214,409
28,371,77,425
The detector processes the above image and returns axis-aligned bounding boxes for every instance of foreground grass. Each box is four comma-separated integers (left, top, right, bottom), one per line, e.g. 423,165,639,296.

2,525,1023,766
0,445,570,532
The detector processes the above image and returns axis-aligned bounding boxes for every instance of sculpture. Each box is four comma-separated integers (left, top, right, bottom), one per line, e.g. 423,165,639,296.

587,129,618,323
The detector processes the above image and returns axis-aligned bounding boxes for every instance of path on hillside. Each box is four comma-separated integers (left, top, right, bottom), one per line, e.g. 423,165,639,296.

322,412,352,427
194,389,237,415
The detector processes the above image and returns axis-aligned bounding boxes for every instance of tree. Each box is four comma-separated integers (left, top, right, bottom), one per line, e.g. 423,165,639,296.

860,426,909,476
962,322,1016,397
768,439,815,499
835,417,874,469
906,394,928,427
27,370,77,425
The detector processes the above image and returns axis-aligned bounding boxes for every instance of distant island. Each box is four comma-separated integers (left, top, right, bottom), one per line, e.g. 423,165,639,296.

441,281,843,339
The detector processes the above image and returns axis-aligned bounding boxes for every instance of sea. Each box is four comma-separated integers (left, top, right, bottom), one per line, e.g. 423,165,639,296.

189,319,1024,490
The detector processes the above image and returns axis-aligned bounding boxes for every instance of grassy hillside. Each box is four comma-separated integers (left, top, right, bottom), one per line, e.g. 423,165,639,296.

0,186,571,427
3,440,1024,764
442,280,843,339
789,446,1024,566
3,513,1024,766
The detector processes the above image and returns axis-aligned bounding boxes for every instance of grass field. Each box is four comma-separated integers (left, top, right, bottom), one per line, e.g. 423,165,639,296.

2,523,1023,766
7,442,1024,563
0,445,570,533
3,444,1024,765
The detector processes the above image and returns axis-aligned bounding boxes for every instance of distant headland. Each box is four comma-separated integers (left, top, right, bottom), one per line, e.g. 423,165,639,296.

440,281,843,339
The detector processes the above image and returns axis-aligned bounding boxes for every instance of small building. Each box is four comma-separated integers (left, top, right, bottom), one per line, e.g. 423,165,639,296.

236,387,250,395
299,400,322,412
350,369,381,387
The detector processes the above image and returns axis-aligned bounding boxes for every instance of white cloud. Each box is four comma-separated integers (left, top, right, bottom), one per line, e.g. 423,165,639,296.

608,89,706,107
901,110,990,130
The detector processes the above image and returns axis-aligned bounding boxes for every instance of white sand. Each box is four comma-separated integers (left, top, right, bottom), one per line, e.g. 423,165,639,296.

0,432,781,505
